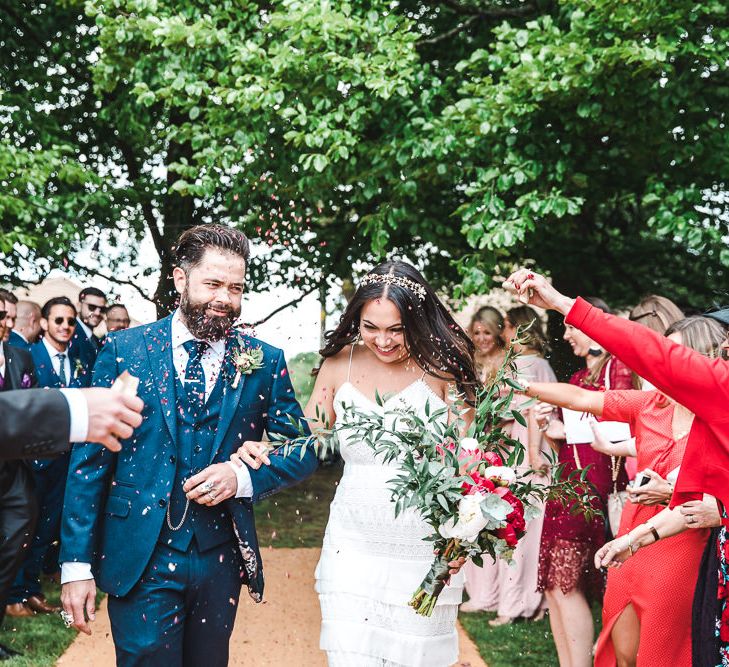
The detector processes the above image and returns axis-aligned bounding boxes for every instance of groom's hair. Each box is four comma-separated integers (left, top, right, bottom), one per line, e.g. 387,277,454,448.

174,224,250,272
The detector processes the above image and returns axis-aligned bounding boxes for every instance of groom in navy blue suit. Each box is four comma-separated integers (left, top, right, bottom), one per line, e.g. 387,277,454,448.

60,225,318,666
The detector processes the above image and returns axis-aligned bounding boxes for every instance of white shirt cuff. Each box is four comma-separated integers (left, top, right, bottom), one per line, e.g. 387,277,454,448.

61,561,94,584
59,388,89,442
228,460,253,498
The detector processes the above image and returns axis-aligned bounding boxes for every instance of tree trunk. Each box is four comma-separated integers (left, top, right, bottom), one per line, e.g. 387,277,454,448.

153,118,195,317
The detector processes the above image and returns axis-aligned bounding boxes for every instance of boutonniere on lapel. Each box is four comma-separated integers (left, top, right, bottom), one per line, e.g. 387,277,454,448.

230,337,264,389
73,358,85,379
21,372,32,388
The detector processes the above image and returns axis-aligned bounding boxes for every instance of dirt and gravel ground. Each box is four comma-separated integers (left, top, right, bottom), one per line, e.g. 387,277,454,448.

58,548,485,667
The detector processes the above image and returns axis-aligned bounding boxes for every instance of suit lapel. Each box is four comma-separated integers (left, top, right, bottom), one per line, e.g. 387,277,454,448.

143,315,178,444
209,333,247,463
34,342,63,388
4,345,22,389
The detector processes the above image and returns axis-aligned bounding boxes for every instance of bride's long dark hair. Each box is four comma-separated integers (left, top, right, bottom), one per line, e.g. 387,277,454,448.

319,260,481,401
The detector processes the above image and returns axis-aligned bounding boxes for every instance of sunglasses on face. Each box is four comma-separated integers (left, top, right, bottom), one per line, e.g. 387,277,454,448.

0,310,6,320
53,317,77,327
86,304,105,313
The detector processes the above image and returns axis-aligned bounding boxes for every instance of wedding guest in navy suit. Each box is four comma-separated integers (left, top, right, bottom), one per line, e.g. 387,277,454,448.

70,286,106,369
6,297,92,617
0,295,38,657
60,225,318,666
8,300,42,351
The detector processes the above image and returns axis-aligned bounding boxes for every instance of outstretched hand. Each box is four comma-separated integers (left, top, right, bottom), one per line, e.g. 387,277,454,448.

503,269,575,315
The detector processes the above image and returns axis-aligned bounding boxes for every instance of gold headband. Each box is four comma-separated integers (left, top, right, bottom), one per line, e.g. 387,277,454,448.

360,273,427,301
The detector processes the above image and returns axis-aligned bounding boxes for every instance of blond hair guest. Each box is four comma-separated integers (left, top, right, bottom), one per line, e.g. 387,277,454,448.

468,306,506,383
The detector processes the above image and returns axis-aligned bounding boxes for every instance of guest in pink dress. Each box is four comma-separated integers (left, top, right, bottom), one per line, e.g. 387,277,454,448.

462,306,556,625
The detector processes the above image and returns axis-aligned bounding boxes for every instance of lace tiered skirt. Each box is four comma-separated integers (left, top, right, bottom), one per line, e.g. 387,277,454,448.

315,463,464,667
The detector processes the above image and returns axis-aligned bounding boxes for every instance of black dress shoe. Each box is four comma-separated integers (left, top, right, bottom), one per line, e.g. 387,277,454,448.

0,642,22,660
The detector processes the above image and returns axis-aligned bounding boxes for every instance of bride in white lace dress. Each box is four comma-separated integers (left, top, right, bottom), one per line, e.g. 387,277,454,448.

305,262,480,666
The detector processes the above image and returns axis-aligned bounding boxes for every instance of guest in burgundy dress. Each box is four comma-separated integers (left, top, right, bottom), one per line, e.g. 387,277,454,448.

536,297,632,667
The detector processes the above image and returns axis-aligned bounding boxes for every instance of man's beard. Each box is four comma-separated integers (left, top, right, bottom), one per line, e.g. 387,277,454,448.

179,289,240,341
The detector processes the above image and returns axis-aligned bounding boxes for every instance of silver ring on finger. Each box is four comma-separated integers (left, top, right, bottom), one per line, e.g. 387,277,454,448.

687,514,694,524
60,610,74,627
208,491,217,501
200,481,214,493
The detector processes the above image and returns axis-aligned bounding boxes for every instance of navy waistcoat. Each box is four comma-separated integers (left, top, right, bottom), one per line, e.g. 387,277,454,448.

158,369,234,552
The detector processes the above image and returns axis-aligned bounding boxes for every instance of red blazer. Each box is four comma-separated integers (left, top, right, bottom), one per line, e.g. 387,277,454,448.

566,297,729,515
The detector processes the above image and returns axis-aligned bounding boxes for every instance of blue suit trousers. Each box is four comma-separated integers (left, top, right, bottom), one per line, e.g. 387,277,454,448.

107,539,244,667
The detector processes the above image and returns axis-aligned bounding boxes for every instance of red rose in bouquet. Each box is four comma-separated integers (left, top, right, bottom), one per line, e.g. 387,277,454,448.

462,471,496,495
482,451,504,467
496,524,519,547
495,487,526,535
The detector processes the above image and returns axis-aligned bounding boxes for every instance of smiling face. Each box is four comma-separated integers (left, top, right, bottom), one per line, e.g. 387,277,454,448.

173,248,245,341
79,294,106,328
359,297,408,363
471,321,500,355
563,321,595,358
42,304,77,350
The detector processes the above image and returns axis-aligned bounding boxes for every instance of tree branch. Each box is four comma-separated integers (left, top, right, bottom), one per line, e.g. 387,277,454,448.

64,256,153,303
440,0,536,17
417,16,479,46
417,0,537,45
249,286,318,327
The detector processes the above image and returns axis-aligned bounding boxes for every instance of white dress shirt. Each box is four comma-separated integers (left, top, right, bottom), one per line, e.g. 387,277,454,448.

61,311,254,584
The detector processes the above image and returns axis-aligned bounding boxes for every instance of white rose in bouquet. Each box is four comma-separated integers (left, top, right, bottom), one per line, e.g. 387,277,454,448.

483,465,517,486
438,492,489,543
460,437,480,452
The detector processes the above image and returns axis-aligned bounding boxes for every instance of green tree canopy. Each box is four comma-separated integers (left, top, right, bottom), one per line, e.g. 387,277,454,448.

1,0,726,315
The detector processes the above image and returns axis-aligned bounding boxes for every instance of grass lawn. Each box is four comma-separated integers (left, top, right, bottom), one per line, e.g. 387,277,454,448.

254,460,342,548
459,604,602,667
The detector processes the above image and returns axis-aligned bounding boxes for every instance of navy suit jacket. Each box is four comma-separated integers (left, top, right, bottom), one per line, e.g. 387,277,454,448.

69,320,99,371
30,341,93,390
60,314,318,600
7,330,31,351
30,341,92,470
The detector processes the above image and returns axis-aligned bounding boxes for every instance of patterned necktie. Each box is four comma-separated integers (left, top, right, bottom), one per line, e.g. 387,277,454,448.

182,339,208,412
57,353,68,386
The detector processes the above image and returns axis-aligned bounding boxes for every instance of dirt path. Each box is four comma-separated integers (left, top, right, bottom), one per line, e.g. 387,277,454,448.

58,548,486,666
